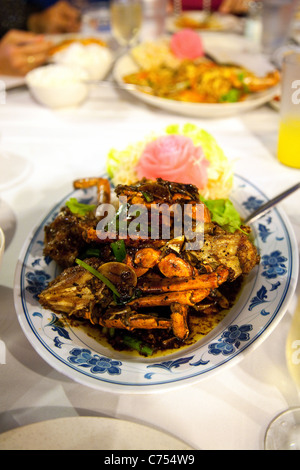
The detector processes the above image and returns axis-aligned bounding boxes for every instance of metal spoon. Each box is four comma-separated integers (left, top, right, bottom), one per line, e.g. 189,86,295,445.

244,182,300,225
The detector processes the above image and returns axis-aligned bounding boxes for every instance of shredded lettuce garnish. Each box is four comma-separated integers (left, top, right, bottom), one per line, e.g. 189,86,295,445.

106,123,233,200
66,198,96,216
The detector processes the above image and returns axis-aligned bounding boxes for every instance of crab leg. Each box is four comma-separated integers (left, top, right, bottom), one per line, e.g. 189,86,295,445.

94,306,171,330
73,177,111,203
170,303,189,340
139,266,229,293
128,288,211,308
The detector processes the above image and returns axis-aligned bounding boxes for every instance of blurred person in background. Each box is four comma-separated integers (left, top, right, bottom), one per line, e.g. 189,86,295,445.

0,0,81,75
170,0,251,14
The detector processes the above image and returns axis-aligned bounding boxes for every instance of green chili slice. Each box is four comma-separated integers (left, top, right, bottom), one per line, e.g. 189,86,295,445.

79,247,101,258
110,240,126,262
122,335,153,356
66,198,96,216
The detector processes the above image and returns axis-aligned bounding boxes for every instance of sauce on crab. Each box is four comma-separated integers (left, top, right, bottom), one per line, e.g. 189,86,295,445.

60,275,243,359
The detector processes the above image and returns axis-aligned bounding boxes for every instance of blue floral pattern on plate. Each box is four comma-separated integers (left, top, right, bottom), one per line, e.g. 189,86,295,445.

14,175,298,393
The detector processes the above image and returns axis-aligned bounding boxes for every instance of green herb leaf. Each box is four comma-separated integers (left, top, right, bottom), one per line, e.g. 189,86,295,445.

201,197,242,233
220,89,241,103
110,240,126,262
75,258,120,297
66,198,96,216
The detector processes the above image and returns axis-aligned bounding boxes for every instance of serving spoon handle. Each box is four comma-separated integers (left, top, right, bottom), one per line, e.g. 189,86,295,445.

244,182,300,225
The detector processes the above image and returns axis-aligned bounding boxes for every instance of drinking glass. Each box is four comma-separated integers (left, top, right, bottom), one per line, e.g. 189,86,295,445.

81,2,111,34
261,0,298,56
202,0,212,16
173,0,182,16
264,298,300,450
141,0,168,40
277,52,300,169
110,0,143,48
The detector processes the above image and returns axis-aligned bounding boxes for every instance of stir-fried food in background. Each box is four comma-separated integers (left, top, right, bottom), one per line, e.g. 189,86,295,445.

49,37,107,56
39,177,260,356
174,13,223,31
123,60,280,104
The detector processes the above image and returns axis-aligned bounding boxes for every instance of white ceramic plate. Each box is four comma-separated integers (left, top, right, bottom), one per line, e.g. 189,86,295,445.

113,51,279,117
0,416,192,450
166,11,242,34
14,175,298,393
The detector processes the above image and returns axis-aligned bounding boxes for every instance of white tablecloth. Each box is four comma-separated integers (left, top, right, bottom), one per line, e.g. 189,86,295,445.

0,75,299,450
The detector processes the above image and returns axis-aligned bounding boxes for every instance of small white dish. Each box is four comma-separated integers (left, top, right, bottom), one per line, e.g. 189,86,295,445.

0,227,5,267
26,64,89,109
51,42,113,80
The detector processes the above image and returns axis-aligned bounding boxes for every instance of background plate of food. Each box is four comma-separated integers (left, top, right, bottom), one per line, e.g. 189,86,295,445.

166,11,243,34
113,31,280,117
14,126,298,393
269,94,280,111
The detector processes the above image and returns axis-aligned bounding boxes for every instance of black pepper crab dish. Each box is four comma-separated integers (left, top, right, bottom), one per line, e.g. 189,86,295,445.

38,177,260,357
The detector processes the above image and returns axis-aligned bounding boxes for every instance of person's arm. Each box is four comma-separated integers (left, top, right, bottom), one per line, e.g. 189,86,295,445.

0,30,52,76
28,1,81,34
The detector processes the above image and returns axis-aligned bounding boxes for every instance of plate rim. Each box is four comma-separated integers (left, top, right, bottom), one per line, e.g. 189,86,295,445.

113,53,279,117
14,174,299,393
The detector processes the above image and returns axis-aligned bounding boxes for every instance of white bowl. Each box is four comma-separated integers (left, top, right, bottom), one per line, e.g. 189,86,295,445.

0,227,5,267
52,43,113,81
26,64,89,109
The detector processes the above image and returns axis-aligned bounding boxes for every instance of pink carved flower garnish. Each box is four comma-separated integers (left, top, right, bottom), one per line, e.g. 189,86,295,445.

136,134,209,189
170,29,204,60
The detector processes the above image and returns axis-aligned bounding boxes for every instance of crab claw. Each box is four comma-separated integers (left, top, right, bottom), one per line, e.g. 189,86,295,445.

170,303,189,341
73,177,111,204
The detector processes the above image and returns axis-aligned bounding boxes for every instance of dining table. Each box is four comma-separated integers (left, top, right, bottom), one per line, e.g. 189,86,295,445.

0,15,300,451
